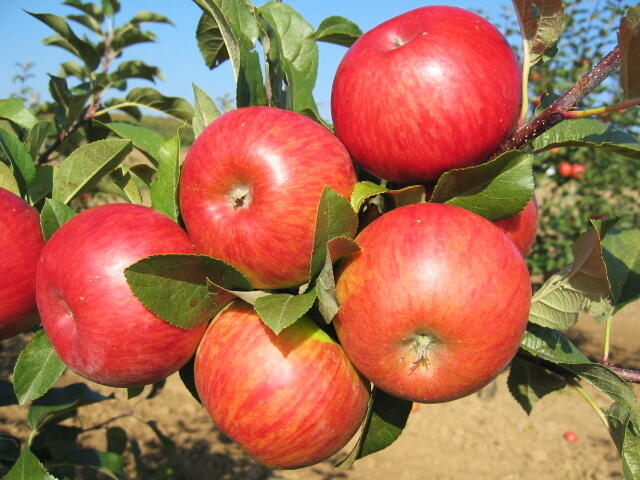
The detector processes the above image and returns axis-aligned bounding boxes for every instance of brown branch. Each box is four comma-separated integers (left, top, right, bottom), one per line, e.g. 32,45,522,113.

491,46,622,158
602,363,640,383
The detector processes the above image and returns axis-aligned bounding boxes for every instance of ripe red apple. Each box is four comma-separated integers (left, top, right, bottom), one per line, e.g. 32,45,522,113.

331,6,521,184
558,161,572,177
36,204,208,387
493,197,539,256
334,203,531,403
179,106,356,290
0,188,45,340
195,301,370,469
563,431,579,443
571,163,587,179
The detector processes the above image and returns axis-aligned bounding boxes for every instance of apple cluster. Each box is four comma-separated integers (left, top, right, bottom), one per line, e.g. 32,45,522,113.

1,5,538,471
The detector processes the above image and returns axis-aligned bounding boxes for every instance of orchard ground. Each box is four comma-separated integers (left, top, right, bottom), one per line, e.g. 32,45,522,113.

0,301,637,480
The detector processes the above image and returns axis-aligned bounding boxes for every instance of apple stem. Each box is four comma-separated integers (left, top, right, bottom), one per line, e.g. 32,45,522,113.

491,46,621,158
410,334,434,368
228,185,252,209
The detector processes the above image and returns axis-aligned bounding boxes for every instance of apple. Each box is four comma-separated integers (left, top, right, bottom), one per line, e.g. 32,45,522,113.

334,203,531,403
558,161,572,177
331,6,521,184
36,204,209,387
493,197,539,256
0,188,45,340
563,431,579,443
194,301,370,469
179,106,357,290
571,163,587,179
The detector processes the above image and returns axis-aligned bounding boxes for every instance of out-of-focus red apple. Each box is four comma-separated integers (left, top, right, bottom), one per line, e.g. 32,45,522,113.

571,163,587,179
334,203,531,403
36,204,208,387
195,301,370,469
558,161,572,177
0,188,44,340
331,6,521,184
493,197,539,256
179,106,356,290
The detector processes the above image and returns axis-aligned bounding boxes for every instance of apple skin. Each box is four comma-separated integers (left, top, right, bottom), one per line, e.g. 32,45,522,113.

571,163,587,179
334,203,531,403
331,6,521,184
179,106,357,290
194,301,370,469
36,204,209,388
558,161,572,177
0,188,45,340
493,197,539,256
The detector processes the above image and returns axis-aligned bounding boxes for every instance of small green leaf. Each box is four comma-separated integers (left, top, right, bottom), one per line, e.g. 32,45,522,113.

387,184,425,208
0,128,37,195
431,150,534,221
0,162,20,196
192,83,221,138
531,118,640,158
150,134,180,220
529,226,610,330
605,403,640,480
236,49,267,108
619,6,640,99
67,14,102,34
512,0,564,69
308,187,358,284
314,15,362,47
97,121,164,162
338,388,412,468
125,88,194,122
507,356,567,415
0,98,38,130
28,12,100,70
48,76,91,132
125,254,246,329
40,199,76,240
52,138,132,204
26,122,54,160
3,447,59,480
27,166,54,206
351,181,387,212
254,289,318,335
111,24,156,51
106,427,128,455
130,10,173,25
28,383,112,432
602,229,640,311
196,12,230,69
13,331,66,405
109,60,162,83
126,386,144,399
63,0,104,21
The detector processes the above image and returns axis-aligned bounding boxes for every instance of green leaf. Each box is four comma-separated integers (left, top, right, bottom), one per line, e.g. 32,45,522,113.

314,15,362,47
0,128,36,196
125,88,193,122
126,386,144,399
40,199,76,240
28,12,100,70
315,237,360,323
308,187,358,284
512,0,564,69
109,167,143,204
236,49,267,108
28,383,112,432
430,150,534,221
387,184,426,208
192,83,221,138
531,118,640,158
602,229,640,311
97,121,164,162
125,254,245,329
178,356,200,404
26,122,54,160
106,427,128,455
350,181,387,212
619,6,640,99
150,134,180,220
58,60,87,79
109,60,162,83
196,12,230,69
111,24,156,51
605,403,640,480
3,447,59,480
13,330,66,405
48,75,91,131
102,0,121,17
338,388,412,468
130,10,173,25
259,2,322,120
0,162,20,196
66,14,102,34
507,356,567,415
27,166,54,206
529,226,610,330
52,138,132,204
0,98,38,130
254,289,317,335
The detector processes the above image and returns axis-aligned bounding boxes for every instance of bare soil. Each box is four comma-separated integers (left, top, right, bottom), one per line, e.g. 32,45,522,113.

0,302,638,480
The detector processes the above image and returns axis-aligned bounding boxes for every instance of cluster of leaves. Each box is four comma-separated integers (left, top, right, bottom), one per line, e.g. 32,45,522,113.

0,0,639,479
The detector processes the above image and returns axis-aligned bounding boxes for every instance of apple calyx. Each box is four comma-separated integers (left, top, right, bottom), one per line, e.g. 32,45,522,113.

408,333,436,369
228,184,252,209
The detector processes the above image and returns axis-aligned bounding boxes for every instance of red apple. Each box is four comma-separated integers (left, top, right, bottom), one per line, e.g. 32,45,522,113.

571,163,587,179
194,301,370,469
493,197,539,256
36,204,208,387
334,203,531,403
331,6,521,184
179,106,357,290
0,188,45,340
558,161,572,177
